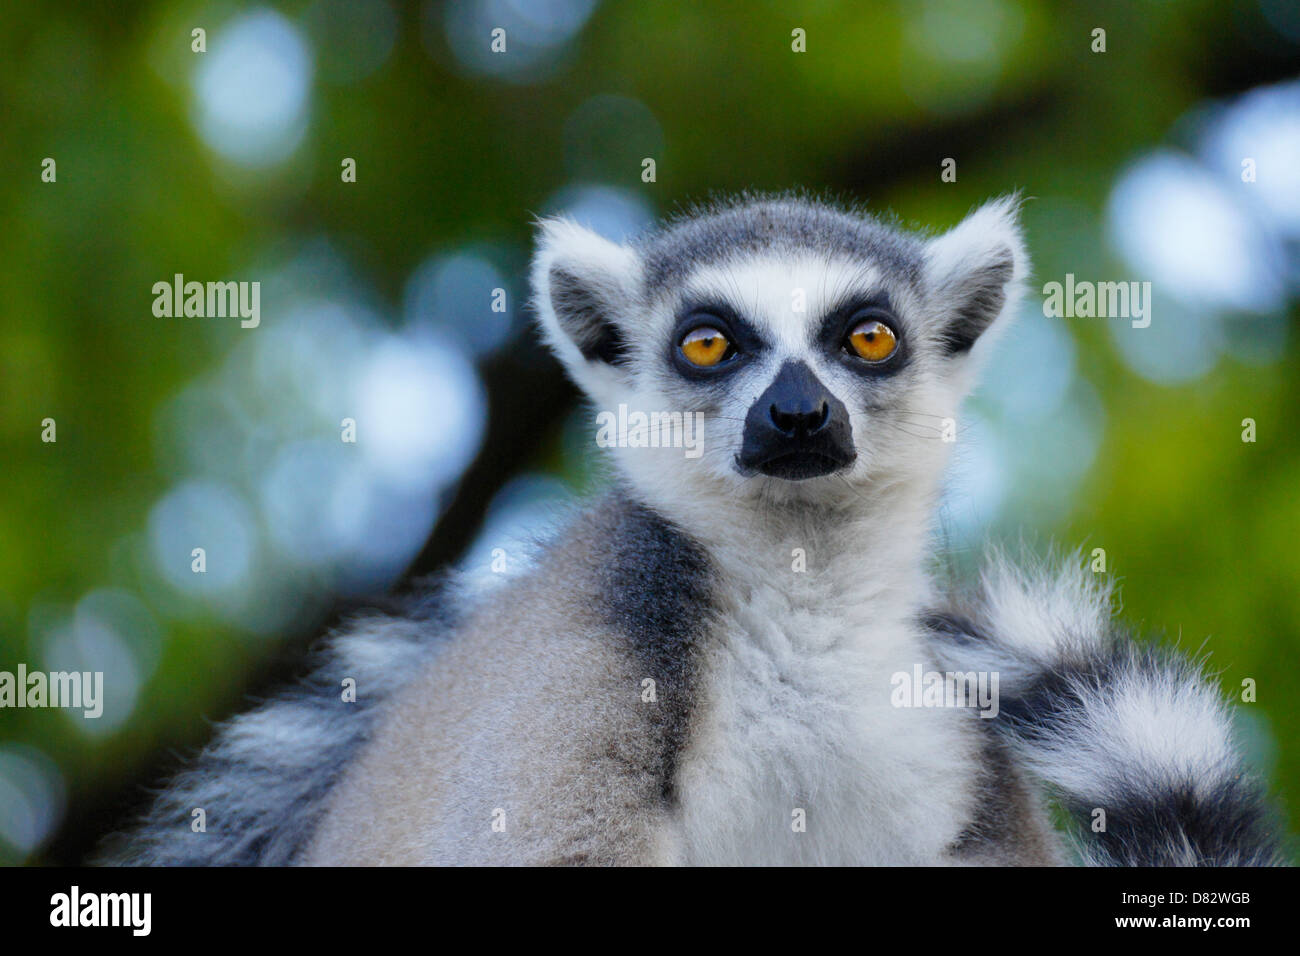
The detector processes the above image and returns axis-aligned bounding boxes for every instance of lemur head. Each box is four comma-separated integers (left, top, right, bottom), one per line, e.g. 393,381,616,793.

532,194,1027,517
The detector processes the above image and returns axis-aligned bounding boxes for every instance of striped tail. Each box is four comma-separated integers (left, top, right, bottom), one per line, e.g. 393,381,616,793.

97,593,451,866
927,554,1286,866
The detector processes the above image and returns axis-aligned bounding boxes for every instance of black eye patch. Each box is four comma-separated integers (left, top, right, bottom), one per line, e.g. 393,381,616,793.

815,291,909,376
667,300,768,378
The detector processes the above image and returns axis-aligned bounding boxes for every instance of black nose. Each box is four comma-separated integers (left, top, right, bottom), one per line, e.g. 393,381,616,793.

770,399,830,437
736,361,856,480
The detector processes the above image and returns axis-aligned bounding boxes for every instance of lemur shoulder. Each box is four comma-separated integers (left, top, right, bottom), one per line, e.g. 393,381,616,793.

104,194,1284,867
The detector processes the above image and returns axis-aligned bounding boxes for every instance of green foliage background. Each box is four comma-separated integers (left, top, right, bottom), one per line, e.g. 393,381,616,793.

0,0,1297,863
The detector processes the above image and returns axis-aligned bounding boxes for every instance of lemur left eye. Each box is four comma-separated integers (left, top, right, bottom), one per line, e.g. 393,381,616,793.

680,326,734,367
845,319,898,363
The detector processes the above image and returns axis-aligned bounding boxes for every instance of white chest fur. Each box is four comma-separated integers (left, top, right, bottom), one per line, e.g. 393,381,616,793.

672,576,981,866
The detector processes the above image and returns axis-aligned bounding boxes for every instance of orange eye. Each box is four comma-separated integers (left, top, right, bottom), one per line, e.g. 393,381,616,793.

846,319,898,362
680,326,732,367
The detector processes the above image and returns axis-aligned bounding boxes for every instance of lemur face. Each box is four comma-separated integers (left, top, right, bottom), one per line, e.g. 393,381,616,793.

533,196,1026,509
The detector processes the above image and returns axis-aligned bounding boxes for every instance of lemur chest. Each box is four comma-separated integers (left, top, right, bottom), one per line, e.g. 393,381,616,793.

671,606,979,865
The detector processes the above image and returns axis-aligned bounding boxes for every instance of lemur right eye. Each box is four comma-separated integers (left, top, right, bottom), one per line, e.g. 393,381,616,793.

845,319,898,363
680,326,734,367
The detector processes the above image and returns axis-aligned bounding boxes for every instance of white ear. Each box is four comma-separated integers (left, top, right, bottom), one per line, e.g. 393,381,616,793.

530,217,642,401
923,195,1029,355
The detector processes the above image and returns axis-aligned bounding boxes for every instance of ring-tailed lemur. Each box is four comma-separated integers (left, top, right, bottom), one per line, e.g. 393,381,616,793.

102,194,1284,866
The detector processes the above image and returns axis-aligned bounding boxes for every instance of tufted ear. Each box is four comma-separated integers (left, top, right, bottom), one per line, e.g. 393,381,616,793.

531,218,643,400
923,195,1029,356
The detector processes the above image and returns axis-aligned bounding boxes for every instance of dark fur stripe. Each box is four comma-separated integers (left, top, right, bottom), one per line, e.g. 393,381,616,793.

949,723,1051,862
594,497,714,803
1062,775,1284,867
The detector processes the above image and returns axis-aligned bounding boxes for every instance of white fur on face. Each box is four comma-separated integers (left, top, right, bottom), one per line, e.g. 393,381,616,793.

532,198,1028,525
601,252,966,516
